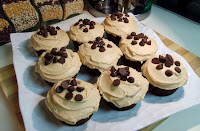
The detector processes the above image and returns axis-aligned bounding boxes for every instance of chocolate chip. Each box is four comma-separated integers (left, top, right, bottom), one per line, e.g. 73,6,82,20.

83,19,90,25
99,41,105,46
88,41,93,44
90,21,96,25
57,51,63,56
175,67,181,73
77,86,85,92
70,79,77,86
111,16,116,21
89,25,94,29
53,57,58,63
56,26,60,30
79,24,85,28
45,53,53,60
96,37,102,41
110,66,116,72
99,46,105,52
75,94,83,101
159,55,166,63
127,35,132,39
144,36,148,39
56,86,63,93
147,41,151,45
110,72,117,77
166,54,174,63
165,60,172,67
152,58,160,64
113,79,120,86
91,44,97,49
43,33,48,38
126,70,130,76
58,57,65,64
37,31,42,35
138,33,145,38
131,32,136,36
139,41,145,46
175,61,181,66
120,76,127,81
50,30,57,36
79,19,82,22
62,53,68,58
124,66,129,70
83,28,88,32
131,40,137,45
118,18,122,22
107,44,112,48
142,38,147,43
61,80,69,89
118,68,127,76
45,59,51,65
134,36,139,40
125,14,129,17
67,86,75,92
127,77,134,83
156,64,163,70
60,47,66,51
123,18,129,23
65,92,73,100
51,50,57,55
165,70,173,77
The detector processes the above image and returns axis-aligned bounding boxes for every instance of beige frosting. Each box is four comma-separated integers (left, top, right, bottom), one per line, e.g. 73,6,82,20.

30,29,70,51
35,49,82,83
141,54,188,90
45,79,101,125
69,20,104,44
102,13,138,37
78,38,123,72
119,35,158,62
97,65,149,108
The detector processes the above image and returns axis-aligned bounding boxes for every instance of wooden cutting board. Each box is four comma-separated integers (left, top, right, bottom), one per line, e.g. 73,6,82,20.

0,33,199,131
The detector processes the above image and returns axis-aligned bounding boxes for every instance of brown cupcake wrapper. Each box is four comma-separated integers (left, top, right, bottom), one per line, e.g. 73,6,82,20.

60,114,93,126
149,84,179,96
106,33,121,46
107,101,137,111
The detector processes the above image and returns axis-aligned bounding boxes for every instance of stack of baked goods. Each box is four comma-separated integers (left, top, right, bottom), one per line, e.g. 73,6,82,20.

29,11,188,126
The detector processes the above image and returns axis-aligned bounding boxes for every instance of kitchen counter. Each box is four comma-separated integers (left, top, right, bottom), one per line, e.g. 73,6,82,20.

0,4,200,131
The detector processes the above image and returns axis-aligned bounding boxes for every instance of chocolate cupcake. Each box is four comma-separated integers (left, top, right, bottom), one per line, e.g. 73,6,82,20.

102,11,138,45
45,78,101,126
77,37,123,76
141,54,188,96
97,65,149,111
35,48,82,85
119,32,158,71
30,25,70,56
69,19,104,49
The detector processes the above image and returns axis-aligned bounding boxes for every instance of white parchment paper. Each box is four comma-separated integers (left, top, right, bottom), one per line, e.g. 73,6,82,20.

11,14,200,131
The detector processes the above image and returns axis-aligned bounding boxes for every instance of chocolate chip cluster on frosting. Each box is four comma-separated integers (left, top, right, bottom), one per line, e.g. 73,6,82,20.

152,54,181,77
126,32,151,46
44,47,68,65
110,11,129,23
73,19,96,33
88,37,112,52
110,66,135,86
56,79,85,101
37,25,60,37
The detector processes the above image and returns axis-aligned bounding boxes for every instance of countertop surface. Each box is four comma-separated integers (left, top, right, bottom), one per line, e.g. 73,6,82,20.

0,4,200,131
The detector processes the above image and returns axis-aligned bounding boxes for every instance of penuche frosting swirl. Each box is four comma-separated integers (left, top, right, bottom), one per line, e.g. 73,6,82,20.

77,38,123,72
97,65,149,108
69,19,104,44
141,54,188,90
102,12,138,37
119,33,158,62
45,79,101,125
30,26,69,51
35,49,82,83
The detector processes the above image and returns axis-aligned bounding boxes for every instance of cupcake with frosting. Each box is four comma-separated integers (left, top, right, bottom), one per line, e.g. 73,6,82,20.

97,65,149,111
119,32,158,71
46,78,101,126
30,25,70,56
78,37,123,76
69,19,104,49
102,11,138,45
141,54,188,96
35,48,82,86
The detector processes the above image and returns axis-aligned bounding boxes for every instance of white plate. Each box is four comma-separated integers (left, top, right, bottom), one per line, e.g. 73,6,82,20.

11,14,200,131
